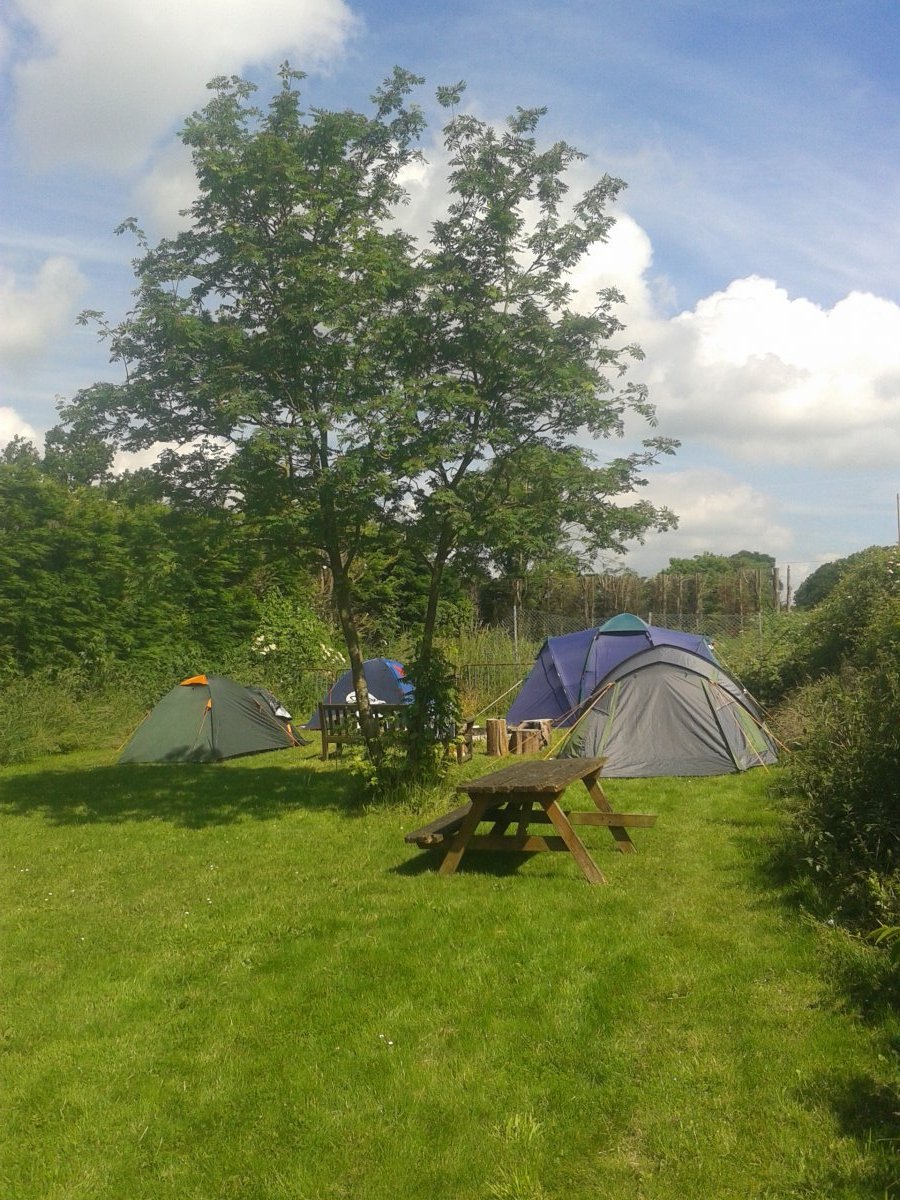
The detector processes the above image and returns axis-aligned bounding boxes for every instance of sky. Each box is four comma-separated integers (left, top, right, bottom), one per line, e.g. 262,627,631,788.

2,0,900,591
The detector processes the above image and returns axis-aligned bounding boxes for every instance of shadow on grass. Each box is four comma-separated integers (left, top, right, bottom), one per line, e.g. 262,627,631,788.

0,755,368,828
796,1070,900,1197
391,848,528,879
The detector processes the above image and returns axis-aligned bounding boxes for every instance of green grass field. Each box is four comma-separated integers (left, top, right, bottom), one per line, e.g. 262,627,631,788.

1,747,897,1199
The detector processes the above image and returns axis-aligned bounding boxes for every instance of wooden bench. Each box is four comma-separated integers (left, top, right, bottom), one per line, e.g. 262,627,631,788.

318,703,476,763
318,703,410,760
404,798,505,847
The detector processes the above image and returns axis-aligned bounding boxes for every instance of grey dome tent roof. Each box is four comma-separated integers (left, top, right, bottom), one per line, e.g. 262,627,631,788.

119,674,303,764
558,643,778,776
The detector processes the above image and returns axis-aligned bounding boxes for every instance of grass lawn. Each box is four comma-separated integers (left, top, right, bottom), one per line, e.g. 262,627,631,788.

1,746,897,1199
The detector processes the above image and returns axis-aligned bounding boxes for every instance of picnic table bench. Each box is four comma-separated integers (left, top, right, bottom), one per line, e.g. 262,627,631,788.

405,757,656,885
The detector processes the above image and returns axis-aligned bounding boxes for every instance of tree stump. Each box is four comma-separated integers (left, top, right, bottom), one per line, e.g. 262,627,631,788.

508,726,541,755
486,718,508,757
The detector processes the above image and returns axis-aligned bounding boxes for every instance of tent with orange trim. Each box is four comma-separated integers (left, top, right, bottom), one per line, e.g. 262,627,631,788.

119,674,304,763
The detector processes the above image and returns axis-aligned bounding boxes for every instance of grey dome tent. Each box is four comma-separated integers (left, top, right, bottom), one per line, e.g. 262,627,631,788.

508,614,777,777
119,674,304,764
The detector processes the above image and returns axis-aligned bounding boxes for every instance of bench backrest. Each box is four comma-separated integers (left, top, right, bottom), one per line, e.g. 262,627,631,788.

318,702,411,739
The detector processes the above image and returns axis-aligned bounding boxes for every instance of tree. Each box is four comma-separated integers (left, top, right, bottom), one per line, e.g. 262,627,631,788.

792,548,887,610
378,86,677,758
659,550,776,614
63,65,427,757
59,67,677,772
0,451,266,675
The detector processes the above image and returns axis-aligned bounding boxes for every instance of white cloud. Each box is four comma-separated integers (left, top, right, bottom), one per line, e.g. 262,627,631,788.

611,467,794,576
393,151,449,246
620,275,900,471
0,406,40,449
390,157,900,483
112,444,171,474
130,142,199,239
10,0,358,172
568,212,656,320
0,256,86,366
113,437,234,475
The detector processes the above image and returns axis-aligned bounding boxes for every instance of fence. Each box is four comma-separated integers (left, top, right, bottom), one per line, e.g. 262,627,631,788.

455,662,530,719
491,608,770,647
294,609,796,723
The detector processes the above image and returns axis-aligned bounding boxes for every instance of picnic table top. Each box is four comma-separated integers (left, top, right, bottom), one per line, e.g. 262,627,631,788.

457,757,607,797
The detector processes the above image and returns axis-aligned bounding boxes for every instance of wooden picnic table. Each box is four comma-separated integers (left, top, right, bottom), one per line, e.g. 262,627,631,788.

404,757,656,885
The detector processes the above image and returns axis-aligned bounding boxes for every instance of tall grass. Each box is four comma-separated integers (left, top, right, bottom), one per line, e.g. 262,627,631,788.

0,653,334,767
0,671,147,764
440,626,538,718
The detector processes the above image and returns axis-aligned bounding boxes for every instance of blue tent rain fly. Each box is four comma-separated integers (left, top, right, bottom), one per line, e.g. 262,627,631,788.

304,658,413,729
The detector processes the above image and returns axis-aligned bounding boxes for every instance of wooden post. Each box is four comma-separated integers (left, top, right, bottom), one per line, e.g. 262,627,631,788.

486,718,508,757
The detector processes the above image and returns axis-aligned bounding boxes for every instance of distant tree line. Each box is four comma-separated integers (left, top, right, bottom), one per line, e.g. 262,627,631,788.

1,432,806,683
477,550,782,627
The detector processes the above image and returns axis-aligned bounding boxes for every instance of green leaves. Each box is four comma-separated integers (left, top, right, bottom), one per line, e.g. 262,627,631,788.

56,65,683,770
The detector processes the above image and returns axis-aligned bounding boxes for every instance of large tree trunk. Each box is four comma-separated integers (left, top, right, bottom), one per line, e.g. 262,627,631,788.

406,522,453,769
327,553,383,764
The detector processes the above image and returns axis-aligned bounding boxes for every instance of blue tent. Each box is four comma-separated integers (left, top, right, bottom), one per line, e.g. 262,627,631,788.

304,658,413,729
507,613,712,728
506,614,777,776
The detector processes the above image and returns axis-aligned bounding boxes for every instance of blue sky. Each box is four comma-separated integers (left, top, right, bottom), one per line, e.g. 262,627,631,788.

2,0,899,587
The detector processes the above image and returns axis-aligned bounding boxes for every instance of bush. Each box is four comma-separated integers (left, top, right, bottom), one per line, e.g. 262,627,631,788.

715,612,808,709
784,651,900,928
0,670,150,764
792,547,898,675
815,921,900,1021
769,549,900,949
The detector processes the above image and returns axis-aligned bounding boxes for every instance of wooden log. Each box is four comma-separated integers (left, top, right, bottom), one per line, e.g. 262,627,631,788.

486,718,508,757
508,727,540,755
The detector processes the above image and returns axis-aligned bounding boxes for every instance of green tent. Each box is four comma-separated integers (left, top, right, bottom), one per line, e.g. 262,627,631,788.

119,674,303,763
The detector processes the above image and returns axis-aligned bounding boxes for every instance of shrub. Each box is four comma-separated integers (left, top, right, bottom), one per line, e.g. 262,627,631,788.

246,588,343,697
790,546,899,679
784,652,900,927
715,612,808,709
0,669,150,764
772,551,900,945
